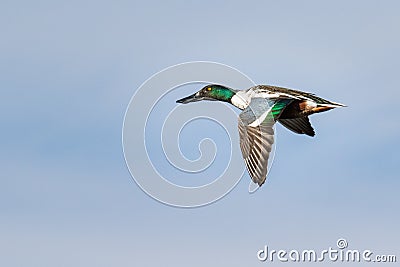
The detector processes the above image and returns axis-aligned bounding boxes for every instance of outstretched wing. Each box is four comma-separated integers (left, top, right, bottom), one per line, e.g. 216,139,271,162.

238,98,289,186
279,117,315,136
252,85,346,107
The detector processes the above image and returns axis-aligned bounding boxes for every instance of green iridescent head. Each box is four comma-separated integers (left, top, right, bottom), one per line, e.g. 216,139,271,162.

176,84,236,104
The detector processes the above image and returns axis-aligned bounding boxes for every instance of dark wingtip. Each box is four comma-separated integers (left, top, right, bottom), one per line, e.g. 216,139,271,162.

306,129,316,137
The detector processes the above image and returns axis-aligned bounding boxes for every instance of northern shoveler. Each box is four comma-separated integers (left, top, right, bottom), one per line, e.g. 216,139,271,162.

176,84,345,186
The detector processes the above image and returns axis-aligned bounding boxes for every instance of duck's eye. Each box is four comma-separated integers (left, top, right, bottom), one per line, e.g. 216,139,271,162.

207,87,212,91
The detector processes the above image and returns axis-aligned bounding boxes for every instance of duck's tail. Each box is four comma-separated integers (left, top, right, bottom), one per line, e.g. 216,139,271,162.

310,100,346,114
318,101,347,108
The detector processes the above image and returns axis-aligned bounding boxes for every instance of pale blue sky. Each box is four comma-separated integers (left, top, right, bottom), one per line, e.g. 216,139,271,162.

1,1,399,266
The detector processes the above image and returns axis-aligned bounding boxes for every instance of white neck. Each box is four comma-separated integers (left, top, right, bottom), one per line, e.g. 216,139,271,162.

231,91,251,110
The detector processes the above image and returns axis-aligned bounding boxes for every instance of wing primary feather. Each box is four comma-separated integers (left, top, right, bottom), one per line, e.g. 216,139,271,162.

238,99,276,186
279,117,315,136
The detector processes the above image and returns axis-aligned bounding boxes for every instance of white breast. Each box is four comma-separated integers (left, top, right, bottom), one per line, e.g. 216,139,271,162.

231,91,250,110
